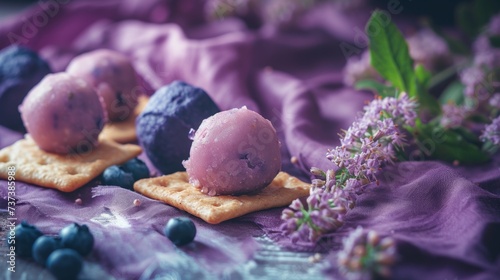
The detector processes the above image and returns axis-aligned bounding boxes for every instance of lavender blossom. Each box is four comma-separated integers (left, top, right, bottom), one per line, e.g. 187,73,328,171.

488,13,500,35
440,103,469,129
473,36,500,70
407,28,451,71
280,187,348,244
489,94,500,109
337,226,397,279
281,94,417,244
460,66,491,99
481,116,500,145
328,93,416,182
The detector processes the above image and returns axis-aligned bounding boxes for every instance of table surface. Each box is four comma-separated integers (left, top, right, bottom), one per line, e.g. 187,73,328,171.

0,210,329,279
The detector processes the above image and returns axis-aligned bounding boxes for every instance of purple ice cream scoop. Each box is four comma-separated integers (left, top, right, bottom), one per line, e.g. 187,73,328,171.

136,81,220,175
19,73,105,154
183,107,282,196
66,49,139,122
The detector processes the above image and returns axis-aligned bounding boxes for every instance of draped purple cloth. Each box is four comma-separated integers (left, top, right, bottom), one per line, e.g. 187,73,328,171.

0,1,499,279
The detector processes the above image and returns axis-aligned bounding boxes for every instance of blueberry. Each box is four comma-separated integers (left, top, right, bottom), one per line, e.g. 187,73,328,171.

137,81,220,174
46,249,83,280
13,221,43,258
59,223,94,256
120,158,150,181
102,165,135,190
163,217,196,246
32,235,62,266
0,45,51,131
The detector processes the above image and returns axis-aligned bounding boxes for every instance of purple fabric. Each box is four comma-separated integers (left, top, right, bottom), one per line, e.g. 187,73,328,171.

1,0,500,279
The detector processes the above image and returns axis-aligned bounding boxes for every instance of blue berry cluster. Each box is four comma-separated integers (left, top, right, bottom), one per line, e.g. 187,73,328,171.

102,157,150,190
13,222,94,280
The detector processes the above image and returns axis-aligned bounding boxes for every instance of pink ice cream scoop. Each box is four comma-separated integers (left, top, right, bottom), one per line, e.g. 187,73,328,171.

66,49,139,122
183,107,282,196
19,73,105,154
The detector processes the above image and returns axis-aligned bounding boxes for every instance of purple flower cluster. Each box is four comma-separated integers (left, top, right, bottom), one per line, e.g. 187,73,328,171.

489,94,500,109
440,103,469,129
337,226,397,279
481,116,500,145
407,28,451,71
461,14,500,100
329,93,417,181
281,94,417,244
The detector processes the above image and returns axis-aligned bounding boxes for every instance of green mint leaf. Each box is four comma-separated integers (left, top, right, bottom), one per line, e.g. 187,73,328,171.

354,79,397,97
414,64,432,87
439,81,465,105
366,10,417,97
414,120,490,164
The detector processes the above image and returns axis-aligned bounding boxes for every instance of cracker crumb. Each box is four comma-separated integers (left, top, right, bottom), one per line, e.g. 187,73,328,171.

75,198,82,205
308,253,322,263
290,156,298,164
133,199,142,207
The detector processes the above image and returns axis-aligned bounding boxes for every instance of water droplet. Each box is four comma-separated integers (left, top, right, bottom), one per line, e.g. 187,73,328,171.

188,128,196,140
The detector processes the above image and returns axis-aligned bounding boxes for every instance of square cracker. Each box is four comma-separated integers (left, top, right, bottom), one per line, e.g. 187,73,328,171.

0,137,142,192
100,95,149,143
134,172,311,224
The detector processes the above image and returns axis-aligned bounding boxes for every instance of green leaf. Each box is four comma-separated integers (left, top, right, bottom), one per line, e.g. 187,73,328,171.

354,79,397,97
415,64,432,87
366,10,417,97
439,81,465,105
414,120,490,164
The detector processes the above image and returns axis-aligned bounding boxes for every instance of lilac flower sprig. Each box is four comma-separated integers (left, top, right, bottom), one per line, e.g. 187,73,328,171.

337,226,397,279
481,116,500,146
281,94,417,244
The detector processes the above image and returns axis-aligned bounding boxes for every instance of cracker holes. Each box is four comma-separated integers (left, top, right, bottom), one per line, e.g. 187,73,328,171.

66,167,78,175
0,154,9,163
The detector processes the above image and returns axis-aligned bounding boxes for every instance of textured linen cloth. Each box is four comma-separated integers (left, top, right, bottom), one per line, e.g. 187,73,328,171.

0,0,499,279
